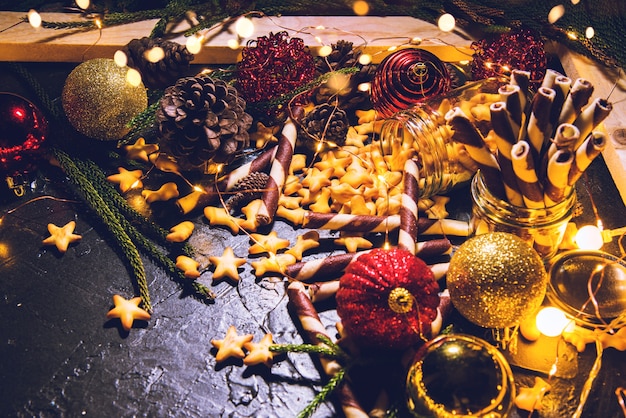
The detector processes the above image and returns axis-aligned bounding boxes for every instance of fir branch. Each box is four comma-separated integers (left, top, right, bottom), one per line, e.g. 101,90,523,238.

53,148,153,312
122,101,160,146
269,343,338,358
297,367,347,418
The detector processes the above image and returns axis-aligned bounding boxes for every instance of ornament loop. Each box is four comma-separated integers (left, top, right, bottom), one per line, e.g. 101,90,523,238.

388,287,414,314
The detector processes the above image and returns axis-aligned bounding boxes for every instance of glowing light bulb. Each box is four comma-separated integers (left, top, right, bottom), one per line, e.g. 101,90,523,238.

438,13,455,32
352,0,369,16
227,38,240,49
575,224,604,250
126,68,142,87
535,307,570,337
235,16,254,38
548,5,565,24
359,54,372,65
358,82,371,92
318,45,333,57
145,47,165,63
585,26,595,39
113,50,128,67
76,0,90,9
28,9,41,28
186,36,203,55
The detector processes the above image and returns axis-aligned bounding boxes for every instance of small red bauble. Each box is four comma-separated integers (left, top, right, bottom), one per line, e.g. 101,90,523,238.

0,92,48,175
370,48,451,118
336,248,440,351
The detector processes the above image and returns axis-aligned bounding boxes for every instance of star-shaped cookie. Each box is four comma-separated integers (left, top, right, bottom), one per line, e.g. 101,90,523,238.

250,122,280,149
106,294,151,331
42,220,82,253
124,137,159,162
249,231,290,255
106,167,143,193
209,247,247,282
243,333,275,367
211,325,254,362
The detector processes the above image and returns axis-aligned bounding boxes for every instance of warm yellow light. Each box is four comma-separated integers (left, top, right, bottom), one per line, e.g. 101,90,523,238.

575,224,604,250
28,9,41,28
113,50,128,67
567,31,578,40
126,68,142,87
387,45,398,52
144,47,165,63
235,16,255,38
227,38,240,49
358,82,371,92
353,0,370,16
76,0,90,9
548,5,565,24
438,13,456,32
318,45,333,57
410,37,422,45
535,307,570,337
585,26,595,39
94,18,102,29
186,35,203,55
571,0,580,4
359,54,372,65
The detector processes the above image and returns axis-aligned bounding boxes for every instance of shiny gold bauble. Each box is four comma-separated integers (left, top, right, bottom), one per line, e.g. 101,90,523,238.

62,58,147,140
447,232,547,329
406,334,515,417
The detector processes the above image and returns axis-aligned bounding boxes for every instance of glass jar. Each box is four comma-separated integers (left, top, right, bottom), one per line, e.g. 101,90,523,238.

470,171,576,261
406,334,515,418
378,77,506,198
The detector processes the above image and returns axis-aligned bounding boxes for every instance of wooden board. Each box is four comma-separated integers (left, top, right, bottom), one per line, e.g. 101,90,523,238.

0,12,474,63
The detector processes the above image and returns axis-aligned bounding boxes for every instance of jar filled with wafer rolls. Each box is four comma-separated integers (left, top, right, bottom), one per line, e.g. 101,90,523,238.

378,78,506,198
470,170,576,261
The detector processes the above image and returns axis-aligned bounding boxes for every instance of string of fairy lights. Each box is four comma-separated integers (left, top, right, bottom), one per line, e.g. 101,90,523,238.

2,0,626,416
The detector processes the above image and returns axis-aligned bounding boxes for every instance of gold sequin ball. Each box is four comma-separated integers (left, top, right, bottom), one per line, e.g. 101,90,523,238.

62,58,147,140
446,232,548,329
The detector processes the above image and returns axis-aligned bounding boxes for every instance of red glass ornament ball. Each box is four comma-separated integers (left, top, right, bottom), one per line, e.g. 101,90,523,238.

0,92,48,175
371,48,451,118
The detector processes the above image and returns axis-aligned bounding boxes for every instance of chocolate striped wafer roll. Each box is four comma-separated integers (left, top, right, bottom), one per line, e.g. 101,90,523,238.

568,131,607,186
303,212,401,232
417,217,471,236
540,68,564,90
416,237,452,257
510,140,545,209
285,251,369,282
498,84,524,132
572,97,613,149
255,117,299,225
558,78,594,125
549,75,572,129
445,107,506,200
547,123,580,159
308,280,341,303
510,69,531,112
526,87,556,156
398,159,420,254
544,149,575,206
490,102,524,206
287,282,368,418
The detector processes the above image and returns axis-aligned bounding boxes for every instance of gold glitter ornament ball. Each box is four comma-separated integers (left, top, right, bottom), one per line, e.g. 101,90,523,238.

62,58,147,140
447,232,548,329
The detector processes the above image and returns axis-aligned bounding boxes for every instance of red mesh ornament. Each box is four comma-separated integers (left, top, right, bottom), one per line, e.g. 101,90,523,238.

370,48,451,118
335,248,440,351
236,31,316,122
471,28,547,87
0,93,48,176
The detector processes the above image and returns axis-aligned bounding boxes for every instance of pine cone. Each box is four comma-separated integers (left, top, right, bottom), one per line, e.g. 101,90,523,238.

313,40,376,112
156,76,253,170
123,37,194,90
225,171,269,212
299,103,349,147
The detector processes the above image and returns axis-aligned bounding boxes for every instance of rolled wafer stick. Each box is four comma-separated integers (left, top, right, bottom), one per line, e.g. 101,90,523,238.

303,212,401,232
490,102,524,206
558,78,594,125
572,98,613,149
308,280,341,303
510,69,531,112
255,114,300,225
445,107,506,200
498,84,524,130
540,68,564,90
416,237,452,257
544,149,575,206
548,123,580,159
286,251,370,282
549,75,572,129
526,87,556,156
511,140,545,208
568,131,608,185
417,217,471,236
398,159,420,254
287,282,368,418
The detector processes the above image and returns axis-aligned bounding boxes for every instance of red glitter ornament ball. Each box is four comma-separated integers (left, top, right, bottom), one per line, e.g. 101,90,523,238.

471,27,547,86
0,92,48,175
370,48,451,118
236,31,316,122
336,248,440,351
